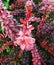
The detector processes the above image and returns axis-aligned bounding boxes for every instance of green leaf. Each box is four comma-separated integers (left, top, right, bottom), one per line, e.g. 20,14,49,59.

18,63,20,65
51,20,54,26
0,27,4,33
7,0,10,2
6,47,11,53
3,0,10,9
4,2,9,9
9,62,12,65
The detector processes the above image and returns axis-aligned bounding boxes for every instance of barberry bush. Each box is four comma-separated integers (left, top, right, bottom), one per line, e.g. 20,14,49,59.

0,0,54,65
